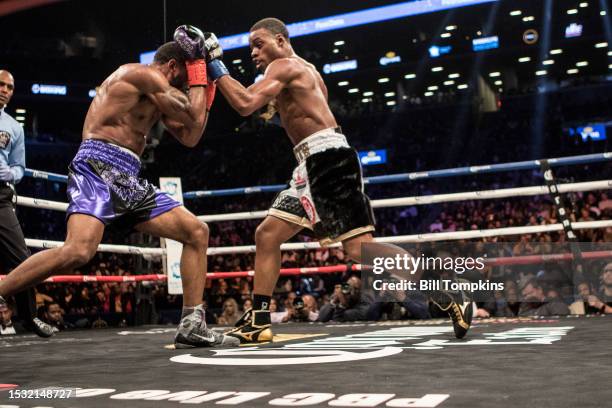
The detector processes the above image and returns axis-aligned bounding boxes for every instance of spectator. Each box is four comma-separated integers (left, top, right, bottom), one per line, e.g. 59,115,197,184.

318,276,372,322
569,282,604,315
0,300,19,335
217,298,241,325
277,294,320,323
43,302,68,331
518,278,569,316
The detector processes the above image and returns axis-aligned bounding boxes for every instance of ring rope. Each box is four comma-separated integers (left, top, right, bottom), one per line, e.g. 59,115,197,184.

23,152,612,198
3,250,611,283
23,220,612,257
15,180,612,222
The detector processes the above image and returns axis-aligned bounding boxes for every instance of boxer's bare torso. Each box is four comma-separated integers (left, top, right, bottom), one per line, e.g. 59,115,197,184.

270,56,338,146
83,63,200,155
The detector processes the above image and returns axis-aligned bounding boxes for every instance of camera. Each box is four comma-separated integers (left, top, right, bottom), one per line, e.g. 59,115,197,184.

292,296,309,322
293,296,305,310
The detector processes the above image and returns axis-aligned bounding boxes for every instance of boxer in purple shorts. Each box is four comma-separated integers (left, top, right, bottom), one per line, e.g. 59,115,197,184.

66,139,182,228
0,25,239,348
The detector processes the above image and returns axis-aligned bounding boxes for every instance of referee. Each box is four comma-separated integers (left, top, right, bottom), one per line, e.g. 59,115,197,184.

0,69,54,337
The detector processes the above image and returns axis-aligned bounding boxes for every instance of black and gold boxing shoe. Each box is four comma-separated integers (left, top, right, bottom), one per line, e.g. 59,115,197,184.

430,280,473,339
226,309,273,344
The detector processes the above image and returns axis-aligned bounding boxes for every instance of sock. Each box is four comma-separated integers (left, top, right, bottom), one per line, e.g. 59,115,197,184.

253,294,271,311
181,303,204,319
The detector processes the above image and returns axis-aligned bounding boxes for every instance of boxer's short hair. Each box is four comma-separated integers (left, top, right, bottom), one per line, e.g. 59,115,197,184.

250,17,290,41
154,41,187,64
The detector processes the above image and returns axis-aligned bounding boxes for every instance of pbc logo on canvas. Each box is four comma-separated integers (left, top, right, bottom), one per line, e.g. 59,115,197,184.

0,131,10,149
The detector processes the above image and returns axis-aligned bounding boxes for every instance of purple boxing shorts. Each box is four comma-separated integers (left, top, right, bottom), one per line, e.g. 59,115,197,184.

66,139,181,229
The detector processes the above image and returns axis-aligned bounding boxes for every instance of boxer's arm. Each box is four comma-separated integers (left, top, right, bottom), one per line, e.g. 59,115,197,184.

216,58,298,117
158,86,208,147
123,66,208,147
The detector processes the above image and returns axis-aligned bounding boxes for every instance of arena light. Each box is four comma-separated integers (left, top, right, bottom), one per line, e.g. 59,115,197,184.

333,48,340,54
601,11,607,16
443,80,455,85
445,25,457,31
542,59,555,65
441,32,451,38
361,98,371,103
448,73,460,78
567,68,579,74
386,101,396,106
536,70,547,76
424,91,434,96
565,23,583,38
15,108,26,114
380,52,402,66
576,61,589,67
431,66,444,72
522,16,535,22
509,10,522,16
363,91,374,96
384,92,396,97
472,35,499,51
232,59,242,64
427,85,439,91
378,77,390,83
334,40,345,46
404,73,416,79
457,84,469,89
579,2,588,7
489,72,501,77
358,149,387,165
609,51,612,56
31,83,67,96
338,81,349,86
322,59,358,74
494,80,503,85
15,116,25,121
518,56,531,62
550,48,563,54
348,88,359,93
428,45,452,58
595,42,608,48
88,89,97,98
567,9,578,14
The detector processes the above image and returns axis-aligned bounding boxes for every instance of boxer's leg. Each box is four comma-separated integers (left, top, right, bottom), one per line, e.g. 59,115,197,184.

135,206,208,308
136,206,239,348
0,214,104,298
253,215,303,297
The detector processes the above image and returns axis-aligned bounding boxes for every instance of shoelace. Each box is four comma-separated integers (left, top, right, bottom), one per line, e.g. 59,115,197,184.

33,318,54,329
450,304,463,322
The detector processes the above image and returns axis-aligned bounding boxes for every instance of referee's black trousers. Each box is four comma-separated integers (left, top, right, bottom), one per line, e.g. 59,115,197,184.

0,183,38,321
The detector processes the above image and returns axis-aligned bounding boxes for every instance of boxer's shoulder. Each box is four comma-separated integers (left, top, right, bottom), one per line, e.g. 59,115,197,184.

107,64,167,93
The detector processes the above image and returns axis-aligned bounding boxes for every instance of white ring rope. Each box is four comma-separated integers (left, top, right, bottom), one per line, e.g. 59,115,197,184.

16,180,612,221
203,180,611,222
24,220,612,257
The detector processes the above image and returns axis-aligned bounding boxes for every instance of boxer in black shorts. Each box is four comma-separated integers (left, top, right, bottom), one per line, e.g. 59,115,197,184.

204,18,473,342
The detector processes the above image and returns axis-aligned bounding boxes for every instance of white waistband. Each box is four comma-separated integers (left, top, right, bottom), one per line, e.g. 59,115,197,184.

293,128,348,163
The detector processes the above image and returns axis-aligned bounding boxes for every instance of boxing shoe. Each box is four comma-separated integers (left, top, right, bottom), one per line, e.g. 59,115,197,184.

226,309,273,344
23,318,57,338
430,279,473,339
175,305,239,348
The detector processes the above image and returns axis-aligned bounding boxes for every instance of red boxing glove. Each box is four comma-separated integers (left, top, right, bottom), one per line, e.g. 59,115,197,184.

206,82,216,111
186,59,207,87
